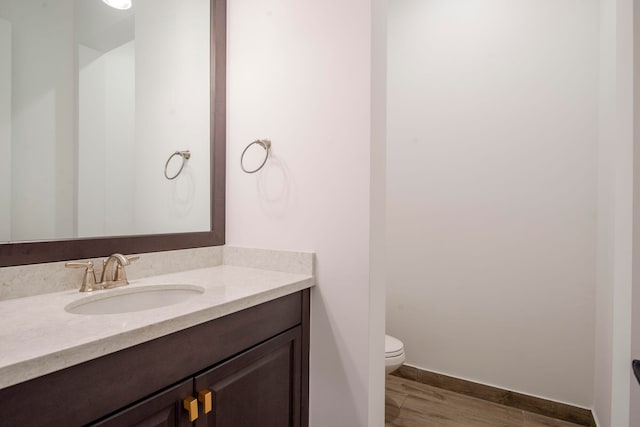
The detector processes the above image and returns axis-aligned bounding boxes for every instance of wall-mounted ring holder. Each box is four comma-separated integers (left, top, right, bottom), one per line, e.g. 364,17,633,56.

164,150,191,180
241,139,271,173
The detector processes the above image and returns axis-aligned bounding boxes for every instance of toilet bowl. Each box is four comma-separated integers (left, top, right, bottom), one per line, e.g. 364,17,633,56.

385,334,405,374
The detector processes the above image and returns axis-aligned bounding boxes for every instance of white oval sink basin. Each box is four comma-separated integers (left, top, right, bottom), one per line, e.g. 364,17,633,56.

65,285,205,315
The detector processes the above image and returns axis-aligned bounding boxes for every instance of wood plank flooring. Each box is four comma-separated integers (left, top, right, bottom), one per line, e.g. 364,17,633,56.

385,375,584,427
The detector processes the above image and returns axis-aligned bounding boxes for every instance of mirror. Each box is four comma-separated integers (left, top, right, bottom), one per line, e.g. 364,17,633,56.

0,0,225,266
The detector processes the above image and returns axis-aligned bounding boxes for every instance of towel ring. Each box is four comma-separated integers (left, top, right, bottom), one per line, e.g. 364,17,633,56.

164,150,191,180
241,139,271,173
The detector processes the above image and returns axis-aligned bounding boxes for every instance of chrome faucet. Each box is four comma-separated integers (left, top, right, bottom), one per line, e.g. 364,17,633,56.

66,253,140,292
100,253,140,289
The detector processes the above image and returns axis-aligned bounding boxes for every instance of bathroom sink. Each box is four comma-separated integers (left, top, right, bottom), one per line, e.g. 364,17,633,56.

65,285,205,315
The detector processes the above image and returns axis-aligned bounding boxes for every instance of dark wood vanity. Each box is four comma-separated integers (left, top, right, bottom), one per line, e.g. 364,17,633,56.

0,290,310,427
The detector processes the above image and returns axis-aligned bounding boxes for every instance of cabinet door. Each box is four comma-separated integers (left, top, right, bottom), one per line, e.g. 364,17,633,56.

194,327,302,427
90,379,193,427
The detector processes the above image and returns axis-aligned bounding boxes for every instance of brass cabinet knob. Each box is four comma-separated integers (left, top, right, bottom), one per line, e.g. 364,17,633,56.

198,390,213,414
183,396,199,422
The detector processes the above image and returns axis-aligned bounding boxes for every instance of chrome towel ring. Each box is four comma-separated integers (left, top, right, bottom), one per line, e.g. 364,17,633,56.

241,139,271,173
164,150,191,180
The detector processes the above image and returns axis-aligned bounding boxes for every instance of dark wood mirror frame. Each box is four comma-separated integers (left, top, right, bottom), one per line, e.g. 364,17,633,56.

0,0,226,267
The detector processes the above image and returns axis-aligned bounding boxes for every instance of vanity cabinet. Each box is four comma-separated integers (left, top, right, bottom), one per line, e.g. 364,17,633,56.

93,328,301,427
0,290,310,427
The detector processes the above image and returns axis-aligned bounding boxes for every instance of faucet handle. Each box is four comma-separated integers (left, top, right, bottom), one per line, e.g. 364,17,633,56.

126,255,140,264
113,255,140,283
65,261,98,292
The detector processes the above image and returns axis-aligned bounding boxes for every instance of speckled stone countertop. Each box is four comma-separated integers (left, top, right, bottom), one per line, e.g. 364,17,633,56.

0,250,314,389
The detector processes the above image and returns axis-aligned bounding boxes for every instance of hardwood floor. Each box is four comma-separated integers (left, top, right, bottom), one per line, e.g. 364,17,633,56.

385,375,585,427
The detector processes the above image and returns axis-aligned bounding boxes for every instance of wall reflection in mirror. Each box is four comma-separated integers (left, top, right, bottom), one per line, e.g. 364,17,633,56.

0,0,210,243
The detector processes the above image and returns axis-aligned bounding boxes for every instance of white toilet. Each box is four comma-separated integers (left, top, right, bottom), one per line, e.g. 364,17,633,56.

385,334,405,374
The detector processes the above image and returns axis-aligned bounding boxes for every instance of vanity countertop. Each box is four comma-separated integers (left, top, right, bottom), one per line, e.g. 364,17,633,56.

0,264,314,389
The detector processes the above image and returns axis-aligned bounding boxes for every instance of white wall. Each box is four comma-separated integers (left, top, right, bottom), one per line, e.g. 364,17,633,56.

78,45,107,237
78,42,136,237
369,0,387,423
9,0,75,241
226,0,386,425
134,0,210,235
631,2,640,417
387,0,598,408
632,0,640,413
105,42,136,235
594,0,617,422
0,18,11,242
593,0,635,424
